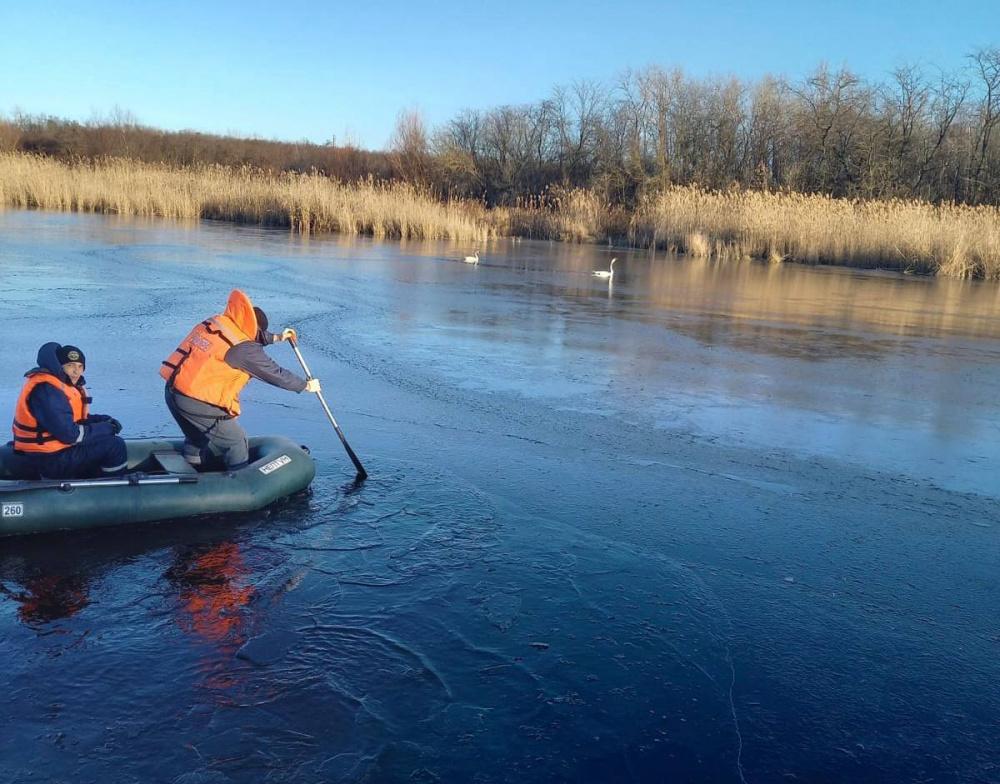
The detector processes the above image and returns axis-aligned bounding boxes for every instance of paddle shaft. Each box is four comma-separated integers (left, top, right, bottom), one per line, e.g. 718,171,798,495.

289,338,368,480
0,475,198,493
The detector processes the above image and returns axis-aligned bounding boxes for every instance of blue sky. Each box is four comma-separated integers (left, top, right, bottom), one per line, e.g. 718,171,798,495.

1,0,996,149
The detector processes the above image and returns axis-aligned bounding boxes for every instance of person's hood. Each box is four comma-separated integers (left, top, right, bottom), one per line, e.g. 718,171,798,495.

28,342,84,385
35,342,64,376
222,289,258,340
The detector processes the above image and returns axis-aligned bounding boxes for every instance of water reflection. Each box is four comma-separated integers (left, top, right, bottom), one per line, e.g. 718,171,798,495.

478,250,1000,352
0,573,91,625
375,241,1000,383
167,540,255,647
0,532,102,629
661,256,999,342
328,236,1000,495
0,501,305,634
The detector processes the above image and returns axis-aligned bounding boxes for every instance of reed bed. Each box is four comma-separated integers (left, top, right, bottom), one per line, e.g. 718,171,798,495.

496,188,629,243
0,153,493,243
496,185,1000,279
2,152,999,278
630,187,1000,279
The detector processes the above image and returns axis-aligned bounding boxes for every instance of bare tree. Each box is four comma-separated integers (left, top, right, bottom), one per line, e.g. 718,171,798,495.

745,77,790,189
549,80,607,185
968,47,1000,201
610,68,654,199
388,108,431,187
432,109,485,198
914,71,968,197
789,65,872,194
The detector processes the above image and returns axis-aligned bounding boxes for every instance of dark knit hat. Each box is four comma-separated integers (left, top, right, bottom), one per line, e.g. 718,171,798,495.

253,306,269,332
56,345,86,368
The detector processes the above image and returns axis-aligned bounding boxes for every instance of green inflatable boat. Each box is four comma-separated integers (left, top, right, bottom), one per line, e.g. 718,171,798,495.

0,436,315,537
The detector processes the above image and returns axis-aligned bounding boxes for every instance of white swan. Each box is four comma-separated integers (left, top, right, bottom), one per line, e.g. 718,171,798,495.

463,251,480,264
593,258,616,279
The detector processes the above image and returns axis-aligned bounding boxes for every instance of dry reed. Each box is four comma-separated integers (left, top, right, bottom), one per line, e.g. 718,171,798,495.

630,187,1000,279
2,153,999,279
495,187,631,243
496,185,1000,279
0,153,493,243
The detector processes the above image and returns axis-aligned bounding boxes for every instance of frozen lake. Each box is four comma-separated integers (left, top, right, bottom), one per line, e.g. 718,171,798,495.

1,210,998,783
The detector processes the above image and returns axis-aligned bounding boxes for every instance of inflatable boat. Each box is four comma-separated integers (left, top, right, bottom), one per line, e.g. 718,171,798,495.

0,436,315,537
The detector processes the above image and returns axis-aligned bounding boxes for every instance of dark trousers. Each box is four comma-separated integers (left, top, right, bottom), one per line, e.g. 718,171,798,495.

26,435,128,479
164,387,249,468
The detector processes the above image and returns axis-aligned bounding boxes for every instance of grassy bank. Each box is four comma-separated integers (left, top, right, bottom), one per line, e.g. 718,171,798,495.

2,152,999,279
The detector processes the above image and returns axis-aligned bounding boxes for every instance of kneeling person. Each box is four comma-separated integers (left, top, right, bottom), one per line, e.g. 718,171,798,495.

161,289,319,470
12,343,127,479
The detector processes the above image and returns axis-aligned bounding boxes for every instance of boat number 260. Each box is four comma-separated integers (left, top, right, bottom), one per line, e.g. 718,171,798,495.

2,503,24,518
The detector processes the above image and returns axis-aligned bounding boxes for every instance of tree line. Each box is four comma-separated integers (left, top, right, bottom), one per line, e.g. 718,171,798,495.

0,108,392,182
4,48,999,207
407,49,1000,207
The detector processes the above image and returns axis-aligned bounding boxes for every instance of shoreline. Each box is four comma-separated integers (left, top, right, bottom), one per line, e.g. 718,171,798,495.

2,152,998,280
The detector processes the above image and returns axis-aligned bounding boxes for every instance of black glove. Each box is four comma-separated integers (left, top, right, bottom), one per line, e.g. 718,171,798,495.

84,421,115,440
108,417,123,435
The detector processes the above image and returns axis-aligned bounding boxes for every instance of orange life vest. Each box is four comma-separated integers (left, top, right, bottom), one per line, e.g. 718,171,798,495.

12,371,90,454
161,289,261,416
161,315,253,416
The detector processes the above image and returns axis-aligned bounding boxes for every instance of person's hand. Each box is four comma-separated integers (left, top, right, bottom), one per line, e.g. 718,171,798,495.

108,417,123,435
304,378,321,393
281,328,297,342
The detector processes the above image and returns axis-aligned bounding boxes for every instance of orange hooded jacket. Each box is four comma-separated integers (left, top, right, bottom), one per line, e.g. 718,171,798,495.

160,289,260,416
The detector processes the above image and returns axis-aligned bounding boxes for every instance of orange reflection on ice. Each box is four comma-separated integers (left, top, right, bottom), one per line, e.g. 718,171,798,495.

169,540,255,649
4,574,90,626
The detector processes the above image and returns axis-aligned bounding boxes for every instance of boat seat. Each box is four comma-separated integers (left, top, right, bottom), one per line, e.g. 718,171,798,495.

151,450,199,475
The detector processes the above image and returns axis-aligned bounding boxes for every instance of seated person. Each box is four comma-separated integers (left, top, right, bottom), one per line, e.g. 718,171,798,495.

11,343,127,479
